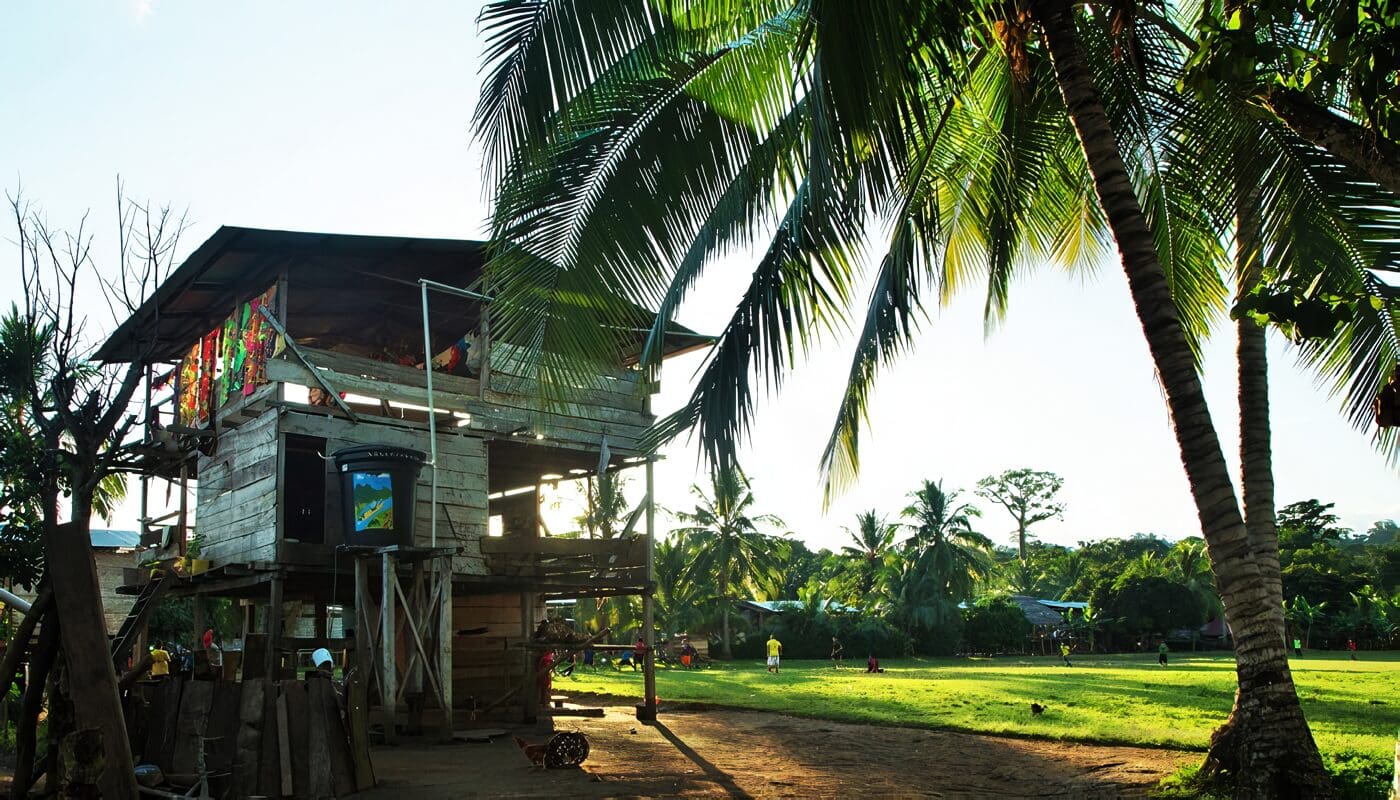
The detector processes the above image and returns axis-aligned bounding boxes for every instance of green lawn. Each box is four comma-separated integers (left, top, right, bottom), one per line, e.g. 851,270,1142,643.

560,652,1399,760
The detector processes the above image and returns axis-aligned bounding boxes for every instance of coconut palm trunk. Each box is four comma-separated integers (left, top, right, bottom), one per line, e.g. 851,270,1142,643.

1236,190,1285,616
1032,1,1328,794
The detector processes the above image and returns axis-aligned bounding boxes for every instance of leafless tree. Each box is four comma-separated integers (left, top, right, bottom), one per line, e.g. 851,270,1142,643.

3,180,184,798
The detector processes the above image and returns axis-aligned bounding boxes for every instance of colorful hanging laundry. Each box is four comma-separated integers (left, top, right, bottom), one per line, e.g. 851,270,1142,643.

196,329,220,427
177,341,201,427
242,285,277,395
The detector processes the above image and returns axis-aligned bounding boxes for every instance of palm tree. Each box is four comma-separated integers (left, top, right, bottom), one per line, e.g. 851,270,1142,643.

840,510,899,596
901,480,993,604
1285,596,1328,650
672,468,789,658
652,531,708,639
471,1,1396,789
574,470,632,539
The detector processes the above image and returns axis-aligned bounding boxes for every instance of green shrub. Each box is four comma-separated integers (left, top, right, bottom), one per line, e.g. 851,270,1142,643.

1153,752,1392,800
1321,750,1391,800
963,596,1031,654
910,616,963,657
731,612,909,660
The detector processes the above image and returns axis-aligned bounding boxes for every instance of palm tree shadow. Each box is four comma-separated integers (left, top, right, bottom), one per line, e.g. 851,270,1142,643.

651,720,754,799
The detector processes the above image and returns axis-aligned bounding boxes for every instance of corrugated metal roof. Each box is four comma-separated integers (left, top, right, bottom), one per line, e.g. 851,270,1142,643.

91,529,141,548
95,226,714,364
1037,599,1088,611
739,599,857,614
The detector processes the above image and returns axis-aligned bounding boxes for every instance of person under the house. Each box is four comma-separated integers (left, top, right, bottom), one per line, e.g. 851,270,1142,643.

536,649,556,704
150,641,171,678
204,629,224,677
312,648,335,676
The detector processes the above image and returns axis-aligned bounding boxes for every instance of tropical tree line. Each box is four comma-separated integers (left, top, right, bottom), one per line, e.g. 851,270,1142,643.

570,466,1399,661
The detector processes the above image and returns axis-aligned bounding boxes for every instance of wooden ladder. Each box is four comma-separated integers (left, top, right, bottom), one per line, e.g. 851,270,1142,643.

110,574,171,665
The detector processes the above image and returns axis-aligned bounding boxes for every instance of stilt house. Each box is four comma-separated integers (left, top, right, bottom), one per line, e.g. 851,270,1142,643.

99,226,706,731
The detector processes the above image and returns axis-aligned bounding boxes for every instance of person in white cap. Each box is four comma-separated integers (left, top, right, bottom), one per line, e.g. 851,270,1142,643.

311,647,335,676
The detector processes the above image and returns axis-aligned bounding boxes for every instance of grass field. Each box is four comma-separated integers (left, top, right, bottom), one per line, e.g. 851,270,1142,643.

559,652,1399,761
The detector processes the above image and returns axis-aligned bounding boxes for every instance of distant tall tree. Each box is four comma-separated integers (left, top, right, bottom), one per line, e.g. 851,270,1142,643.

976,469,1065,566
901,480,993,604
840,510,899,596
1277,499,1352,550
1364,519,1398,546
673,468,789,658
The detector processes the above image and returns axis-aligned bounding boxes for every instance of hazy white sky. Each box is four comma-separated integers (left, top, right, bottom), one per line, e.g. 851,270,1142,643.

2,2,1395,554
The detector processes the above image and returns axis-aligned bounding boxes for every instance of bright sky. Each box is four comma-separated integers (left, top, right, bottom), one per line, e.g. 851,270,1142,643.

2,2,1395,554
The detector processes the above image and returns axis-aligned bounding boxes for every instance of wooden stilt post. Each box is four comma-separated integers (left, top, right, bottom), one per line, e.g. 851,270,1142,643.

266,573,284,681
640,458,658,721
381,552,398,744
521,591,536,723
192,594,206,648
405,560,425,733
437,559,453,741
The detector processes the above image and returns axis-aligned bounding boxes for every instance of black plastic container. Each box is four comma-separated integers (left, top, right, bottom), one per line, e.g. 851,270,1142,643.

332,444,426,548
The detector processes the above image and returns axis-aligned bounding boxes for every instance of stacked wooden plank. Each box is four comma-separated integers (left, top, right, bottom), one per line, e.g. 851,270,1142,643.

451,594,534,715
127,676,366,799
194,410,280,564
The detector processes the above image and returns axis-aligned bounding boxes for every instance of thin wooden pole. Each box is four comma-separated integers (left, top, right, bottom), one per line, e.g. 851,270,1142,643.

381,552,398,745
641,459,657,720
437,559,453,741
265,574,284,681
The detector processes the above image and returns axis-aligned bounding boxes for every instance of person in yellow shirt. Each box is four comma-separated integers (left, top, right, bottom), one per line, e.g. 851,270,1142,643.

150,642,171,677
765,634,782,674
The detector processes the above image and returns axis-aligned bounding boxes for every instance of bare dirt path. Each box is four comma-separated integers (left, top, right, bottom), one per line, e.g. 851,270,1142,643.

368,697,1194,798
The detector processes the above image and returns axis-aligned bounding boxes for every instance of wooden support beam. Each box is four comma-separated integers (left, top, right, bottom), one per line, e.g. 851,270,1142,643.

258,304,359,422
642,459,658,721
266,573,285,681
436,561,453,741
380,552,397,744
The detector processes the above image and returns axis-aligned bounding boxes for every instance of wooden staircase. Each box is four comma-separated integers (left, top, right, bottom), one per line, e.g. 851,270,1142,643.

110,574,170,665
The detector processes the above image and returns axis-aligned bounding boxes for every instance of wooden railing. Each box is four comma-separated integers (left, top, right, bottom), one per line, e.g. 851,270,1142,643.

478,535,648,590
265,345,655,452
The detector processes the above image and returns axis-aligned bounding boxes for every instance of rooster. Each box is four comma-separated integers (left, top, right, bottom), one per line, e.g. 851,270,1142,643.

1030,703,1047,716
513,735,549,768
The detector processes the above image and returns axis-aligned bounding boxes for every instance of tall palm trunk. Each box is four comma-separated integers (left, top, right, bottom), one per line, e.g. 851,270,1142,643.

1236,189,1286,615
719,567,733,659
1033,1,1329,795
720,598,733,659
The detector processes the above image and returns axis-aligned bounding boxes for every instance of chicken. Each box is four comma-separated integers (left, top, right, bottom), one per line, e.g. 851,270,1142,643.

1030,703,1047,716
513,735,549,768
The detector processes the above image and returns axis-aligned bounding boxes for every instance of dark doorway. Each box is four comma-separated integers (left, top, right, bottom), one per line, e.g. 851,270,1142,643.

284,434,327,543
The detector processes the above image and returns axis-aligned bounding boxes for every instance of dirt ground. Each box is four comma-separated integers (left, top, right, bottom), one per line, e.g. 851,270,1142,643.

367,697,1194,799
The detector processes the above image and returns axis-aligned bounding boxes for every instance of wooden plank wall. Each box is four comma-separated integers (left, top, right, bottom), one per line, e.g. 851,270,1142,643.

451,593,542,713
129,677,360,799
268,345,655,454
195,409,280,565
279,411,489,576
